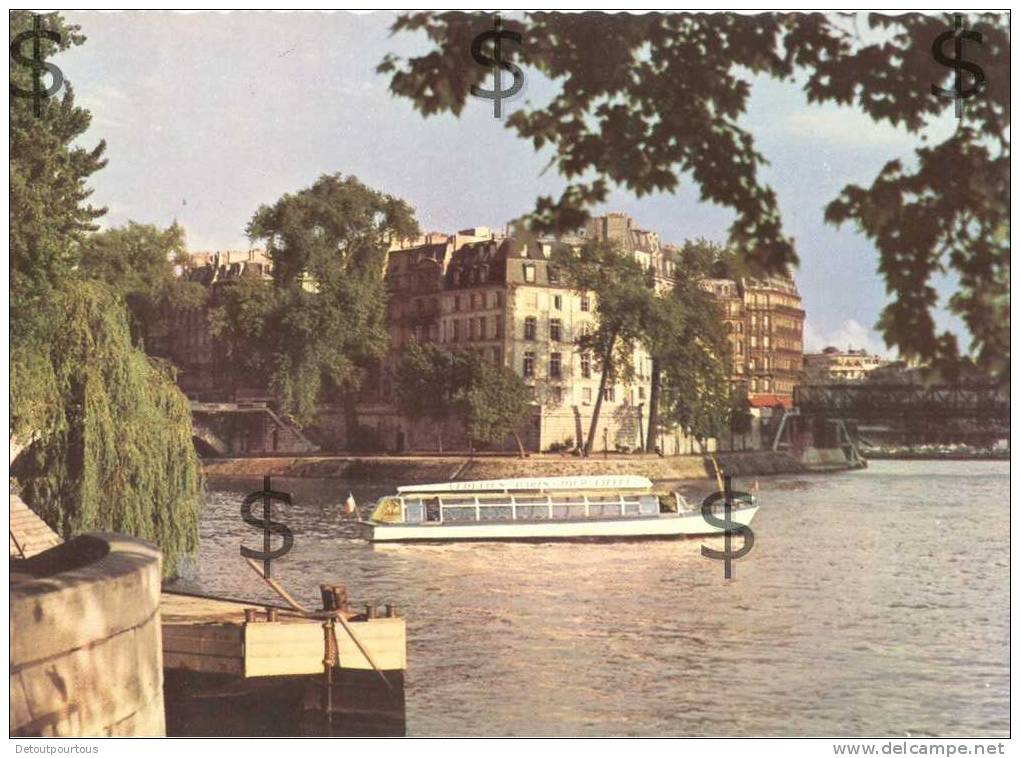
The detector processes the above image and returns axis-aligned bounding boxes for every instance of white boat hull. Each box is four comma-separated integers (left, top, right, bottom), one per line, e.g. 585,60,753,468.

358,506,758,543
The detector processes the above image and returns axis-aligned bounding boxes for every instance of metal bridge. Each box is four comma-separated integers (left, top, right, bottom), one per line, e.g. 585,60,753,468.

793,383,1010,423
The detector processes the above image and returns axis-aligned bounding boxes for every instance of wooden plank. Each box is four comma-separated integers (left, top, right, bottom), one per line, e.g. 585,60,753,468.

162,624,243,643
163,650,243,676
243,618,406,677
162,635,242,659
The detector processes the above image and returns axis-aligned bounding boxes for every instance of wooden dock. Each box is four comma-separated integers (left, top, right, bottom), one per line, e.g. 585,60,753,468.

160,590,407,736
161,591,406,676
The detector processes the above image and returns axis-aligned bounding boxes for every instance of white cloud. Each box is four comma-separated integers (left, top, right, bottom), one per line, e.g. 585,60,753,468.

803,318,894,358
781,109,916,150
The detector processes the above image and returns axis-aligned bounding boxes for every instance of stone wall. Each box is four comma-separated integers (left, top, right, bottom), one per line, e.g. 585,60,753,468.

10,534,165,737
202,449,812,484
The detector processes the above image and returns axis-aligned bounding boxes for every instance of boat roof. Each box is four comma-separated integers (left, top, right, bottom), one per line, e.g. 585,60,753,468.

396,475,654,495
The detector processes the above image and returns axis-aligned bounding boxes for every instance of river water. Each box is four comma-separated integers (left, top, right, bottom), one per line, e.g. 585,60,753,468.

167,460,1009,737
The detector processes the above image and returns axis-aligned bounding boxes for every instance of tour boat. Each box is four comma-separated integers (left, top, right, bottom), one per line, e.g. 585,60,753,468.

356,475,757,543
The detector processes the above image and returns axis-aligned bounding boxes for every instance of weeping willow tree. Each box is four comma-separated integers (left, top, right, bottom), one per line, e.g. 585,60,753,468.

10,11,201,577
11,282,202,576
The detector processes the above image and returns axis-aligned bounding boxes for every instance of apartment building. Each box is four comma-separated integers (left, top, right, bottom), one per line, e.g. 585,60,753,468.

378,225,656,452
700,274,805,408
803,346,887,384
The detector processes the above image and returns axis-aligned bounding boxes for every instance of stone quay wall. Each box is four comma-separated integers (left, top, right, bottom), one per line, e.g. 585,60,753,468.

201,449,815,484
10,534,166,737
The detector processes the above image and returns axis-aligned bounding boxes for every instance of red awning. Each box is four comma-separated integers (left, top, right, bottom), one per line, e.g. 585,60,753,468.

748,394,794,409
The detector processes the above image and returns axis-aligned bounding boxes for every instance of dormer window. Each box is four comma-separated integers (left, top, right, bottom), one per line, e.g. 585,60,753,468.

523,264,536,283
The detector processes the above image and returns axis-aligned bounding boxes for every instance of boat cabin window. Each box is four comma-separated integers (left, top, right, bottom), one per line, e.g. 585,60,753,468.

403,497,425,523
391,488,661,524
425,497,441,522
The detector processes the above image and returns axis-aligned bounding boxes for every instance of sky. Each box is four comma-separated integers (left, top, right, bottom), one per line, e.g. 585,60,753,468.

58,10,968,358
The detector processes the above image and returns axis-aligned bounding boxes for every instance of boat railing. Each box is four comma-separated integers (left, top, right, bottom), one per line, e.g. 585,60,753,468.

398,492,659,524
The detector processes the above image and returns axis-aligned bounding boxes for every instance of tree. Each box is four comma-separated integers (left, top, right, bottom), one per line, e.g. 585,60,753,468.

207,273,275,392
10,12,202,577
79,221,206,349
380,11,1009,381
392,341,460,452
12,282,202,575
654,243,735,452
550,240,654,456
10,11,107,435
214,173,420,426
462,355,531,457
393,343,531,454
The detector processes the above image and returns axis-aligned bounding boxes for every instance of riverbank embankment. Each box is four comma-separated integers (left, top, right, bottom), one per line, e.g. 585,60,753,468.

201,450,822,484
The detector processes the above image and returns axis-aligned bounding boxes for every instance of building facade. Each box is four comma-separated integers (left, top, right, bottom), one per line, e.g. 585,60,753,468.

803,346,887,384
700,274,805,408
376,222,659,453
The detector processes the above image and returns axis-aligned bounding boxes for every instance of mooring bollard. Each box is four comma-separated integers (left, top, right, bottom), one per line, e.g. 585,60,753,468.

320,583,349,613
265,607,278,622
386,603,398,618
365,604,377,620
244,608,258,623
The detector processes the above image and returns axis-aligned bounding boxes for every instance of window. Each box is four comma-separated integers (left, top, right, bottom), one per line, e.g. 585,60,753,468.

549,352,562,379
491,347,501,363
470,293,478,309
603,387,615,403
582,388,592,405
523,264,536,283
551,386,563,404
495,315,504,338
548,266,561,284
477,317,485,340
496,291,503,307
468,318,477,341
523,352,535,378
454,295,462,312
452,320,461,342
580,294,590,312
638,386,646,400
524,316,537,340
553,295,563,310
581,353,591,379
452,270,460,286
550,318,562,342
